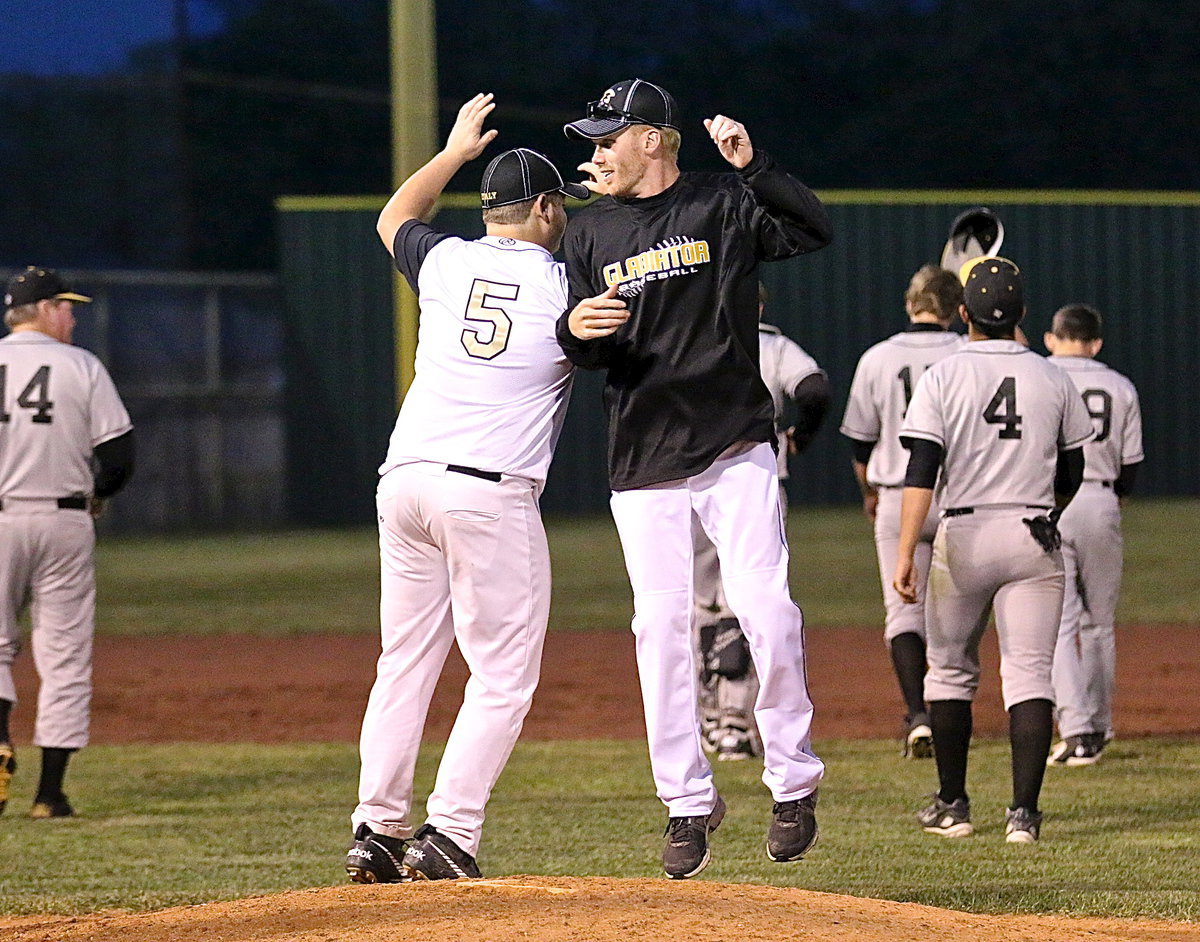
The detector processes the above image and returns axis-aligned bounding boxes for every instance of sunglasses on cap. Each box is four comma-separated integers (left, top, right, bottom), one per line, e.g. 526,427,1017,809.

585,100,658,125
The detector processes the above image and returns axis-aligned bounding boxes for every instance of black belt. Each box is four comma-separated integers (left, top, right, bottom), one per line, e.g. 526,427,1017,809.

447,464,501,483
1099,481,1113,489
0,496,87,511
944,504,1051,517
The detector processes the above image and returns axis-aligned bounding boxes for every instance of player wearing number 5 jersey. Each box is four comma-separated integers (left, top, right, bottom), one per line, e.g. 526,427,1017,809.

895,257,1094,844
840,264,964,757
346,95,590,883
2,267,134,819
1044,304,1143,767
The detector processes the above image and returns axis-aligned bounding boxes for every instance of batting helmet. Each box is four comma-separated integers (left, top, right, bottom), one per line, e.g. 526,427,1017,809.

940,207,1005,276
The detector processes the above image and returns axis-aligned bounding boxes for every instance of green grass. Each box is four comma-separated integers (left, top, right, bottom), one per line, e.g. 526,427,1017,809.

2,738,1199,921
92,497,1200,636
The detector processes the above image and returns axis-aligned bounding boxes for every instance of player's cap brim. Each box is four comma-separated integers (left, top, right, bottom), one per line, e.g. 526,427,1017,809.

957,255,992,285
564,116,634,140
559,181,591,201
53,291,92,303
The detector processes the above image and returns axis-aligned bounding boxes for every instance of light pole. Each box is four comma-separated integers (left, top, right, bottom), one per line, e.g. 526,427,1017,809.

388,0,438,402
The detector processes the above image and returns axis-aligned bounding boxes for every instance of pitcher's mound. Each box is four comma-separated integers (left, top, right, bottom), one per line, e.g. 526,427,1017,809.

4,876,1198,942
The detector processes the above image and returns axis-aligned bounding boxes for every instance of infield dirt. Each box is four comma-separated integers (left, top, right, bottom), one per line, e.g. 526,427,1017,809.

10,624,1200,745
4,876,1200,942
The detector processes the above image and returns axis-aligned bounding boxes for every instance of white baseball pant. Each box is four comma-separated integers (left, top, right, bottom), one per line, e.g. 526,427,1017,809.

691,481,789,739
610,442,823,816
925,507,1064,709
0,502,95,750
1052,482,1122,739
354,462,549,857
873,486,941,642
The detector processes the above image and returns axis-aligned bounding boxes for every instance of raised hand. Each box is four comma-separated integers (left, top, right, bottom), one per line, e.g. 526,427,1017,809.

445,93,499,162
703,115,754,169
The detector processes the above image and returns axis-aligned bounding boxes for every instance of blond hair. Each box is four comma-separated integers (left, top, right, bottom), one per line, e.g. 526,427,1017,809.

657,126,681,160
905,264,962,320
4,302,38,329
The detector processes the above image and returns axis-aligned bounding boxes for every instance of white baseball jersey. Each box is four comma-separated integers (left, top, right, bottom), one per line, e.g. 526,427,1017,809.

382,228,575,486
0,331,132,499
1047,355,1143,482
841,328,965,487
902,339,1094,509
758,323,822,479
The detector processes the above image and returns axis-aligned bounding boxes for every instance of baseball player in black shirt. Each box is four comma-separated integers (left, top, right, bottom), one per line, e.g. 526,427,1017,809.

556,78,832,878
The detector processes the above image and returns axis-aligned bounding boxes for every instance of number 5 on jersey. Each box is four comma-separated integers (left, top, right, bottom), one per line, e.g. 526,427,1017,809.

462,279,517,360
983,376,1022,439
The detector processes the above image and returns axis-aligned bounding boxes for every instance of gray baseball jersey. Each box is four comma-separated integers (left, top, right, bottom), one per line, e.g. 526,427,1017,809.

1047,356,1143,483
902,340,1095,511
841,328,965,487
903,339,1094,708
1048,355,1143,739
0,332,132,498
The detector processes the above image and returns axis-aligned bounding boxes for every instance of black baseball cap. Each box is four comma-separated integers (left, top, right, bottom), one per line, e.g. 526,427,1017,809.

564,78,680,140
479,148,590,210
960,256,1024,327
5,266,92,308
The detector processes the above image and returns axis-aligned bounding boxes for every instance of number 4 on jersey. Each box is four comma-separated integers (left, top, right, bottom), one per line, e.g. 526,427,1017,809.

0,364,55,424
982,376,1022,439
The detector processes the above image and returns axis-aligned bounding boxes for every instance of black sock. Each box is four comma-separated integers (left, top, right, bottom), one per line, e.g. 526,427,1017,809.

889,632,928,719
930,699,972,803
36,747,75,802
0,698,12,744
1009,698,1053,812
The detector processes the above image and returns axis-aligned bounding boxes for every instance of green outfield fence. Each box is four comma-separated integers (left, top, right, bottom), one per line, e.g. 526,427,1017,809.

277,191,1200,524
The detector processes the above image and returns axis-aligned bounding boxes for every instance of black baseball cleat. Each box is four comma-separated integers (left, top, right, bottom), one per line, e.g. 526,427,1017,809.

917,794,973,838
0,744,15,816
30,794,74,820
766,792,819,862
662,795,726,879
402,824,482,880
345,823,412,883
1004,806,1043,844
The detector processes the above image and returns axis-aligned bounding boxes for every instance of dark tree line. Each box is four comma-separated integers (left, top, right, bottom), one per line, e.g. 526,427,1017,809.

2,0,1196,270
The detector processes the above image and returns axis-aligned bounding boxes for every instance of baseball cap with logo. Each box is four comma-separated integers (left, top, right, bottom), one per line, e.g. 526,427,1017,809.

5,266,92,309
479,148,590,210
564,78,680,140
960,256,1024,327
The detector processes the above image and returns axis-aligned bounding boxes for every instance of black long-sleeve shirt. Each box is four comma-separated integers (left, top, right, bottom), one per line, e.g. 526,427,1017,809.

556,150,832,490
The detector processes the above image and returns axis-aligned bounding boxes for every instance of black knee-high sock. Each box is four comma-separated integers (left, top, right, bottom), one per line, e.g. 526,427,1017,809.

930,699,972,803
889,632,928,719
0,698,12,744
1009,698,1053,812
36,748,75,801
